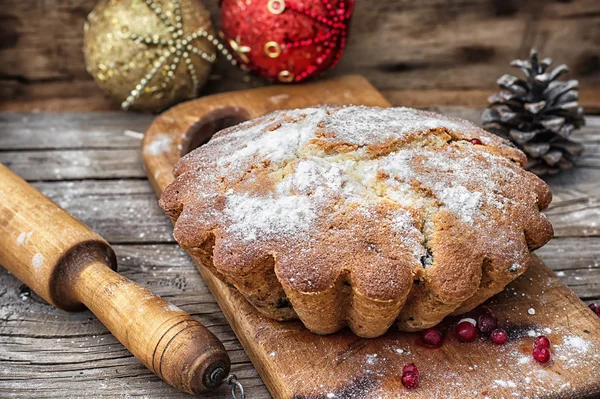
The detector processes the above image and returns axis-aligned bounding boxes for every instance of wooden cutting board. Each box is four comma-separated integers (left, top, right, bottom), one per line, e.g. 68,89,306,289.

142,75,600,399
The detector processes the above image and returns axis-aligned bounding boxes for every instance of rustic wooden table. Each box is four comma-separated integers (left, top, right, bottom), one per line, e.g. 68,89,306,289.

0,108,598,398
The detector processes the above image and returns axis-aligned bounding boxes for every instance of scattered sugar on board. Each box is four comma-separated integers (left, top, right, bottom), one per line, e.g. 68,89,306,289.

393,347,410,355
365,354,378,365
123,130,144,140
269,93,290,105
560,335,590,353
145,134,172,155
494,380,517,388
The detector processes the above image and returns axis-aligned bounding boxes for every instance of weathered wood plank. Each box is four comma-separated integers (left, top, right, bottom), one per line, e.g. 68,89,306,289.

537,237,600,272
1,0,599,110
0,113,151,150
0,149,145,181
3,88,600,114
30,180,174,243
535,238,600,300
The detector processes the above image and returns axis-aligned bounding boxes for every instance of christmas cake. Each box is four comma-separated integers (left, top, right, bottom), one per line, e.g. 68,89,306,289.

160,106,553,338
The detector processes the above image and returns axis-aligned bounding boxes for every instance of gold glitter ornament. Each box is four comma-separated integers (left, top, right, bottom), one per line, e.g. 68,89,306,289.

84,0,217,112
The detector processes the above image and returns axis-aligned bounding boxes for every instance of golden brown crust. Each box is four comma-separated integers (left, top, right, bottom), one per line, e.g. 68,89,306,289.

160,106,553,337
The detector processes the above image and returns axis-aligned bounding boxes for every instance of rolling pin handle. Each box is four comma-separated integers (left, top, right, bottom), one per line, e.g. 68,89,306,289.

72,262,231,394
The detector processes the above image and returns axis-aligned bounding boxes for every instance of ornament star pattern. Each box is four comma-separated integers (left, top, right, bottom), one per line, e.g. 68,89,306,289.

228,36,251,64
122,0,232,110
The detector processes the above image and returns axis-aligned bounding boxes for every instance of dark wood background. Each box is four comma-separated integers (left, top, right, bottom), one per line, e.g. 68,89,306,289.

1,0,599,112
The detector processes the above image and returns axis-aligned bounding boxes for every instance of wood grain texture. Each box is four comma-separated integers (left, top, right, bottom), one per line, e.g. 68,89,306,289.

0,104,599,398
0,113,152,150
1,0,599,112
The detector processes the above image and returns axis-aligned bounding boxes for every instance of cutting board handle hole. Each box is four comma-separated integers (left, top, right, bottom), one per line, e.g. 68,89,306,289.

181,107,250,155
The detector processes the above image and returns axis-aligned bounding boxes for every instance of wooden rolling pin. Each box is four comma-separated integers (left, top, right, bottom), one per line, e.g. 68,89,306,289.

0,164,231,395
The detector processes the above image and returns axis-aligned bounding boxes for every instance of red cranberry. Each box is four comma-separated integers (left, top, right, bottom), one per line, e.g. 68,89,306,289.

421,327,444,347
470,138,482,145
533,335,551,349
478,313,498,335
401,371,419,389
490,329,508,345
532,346,551,363
456,321,478,342
402,363,419,376
589,303,600,317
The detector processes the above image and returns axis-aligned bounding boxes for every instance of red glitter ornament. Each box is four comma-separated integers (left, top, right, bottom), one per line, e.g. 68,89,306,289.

220,0,354,82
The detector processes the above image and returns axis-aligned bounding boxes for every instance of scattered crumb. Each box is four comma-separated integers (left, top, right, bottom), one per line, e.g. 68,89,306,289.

269,93,290,105
394,347,410,355
124,130,144,140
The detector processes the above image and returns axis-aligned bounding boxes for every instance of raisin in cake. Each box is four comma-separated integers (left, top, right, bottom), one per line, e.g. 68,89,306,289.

160,106,553,338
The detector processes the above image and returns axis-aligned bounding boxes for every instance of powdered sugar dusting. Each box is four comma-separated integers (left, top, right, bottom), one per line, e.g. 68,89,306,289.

32,253,44,270
16,231,33,246
320,106,478,146
145,134,172,155
217,108,326,171
164,303,183,312
560,335,590,353
494,380,517,388
437,185,482,224
223,191,317,242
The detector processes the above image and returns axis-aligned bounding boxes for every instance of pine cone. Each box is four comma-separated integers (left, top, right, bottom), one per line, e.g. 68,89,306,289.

482,49,585,175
